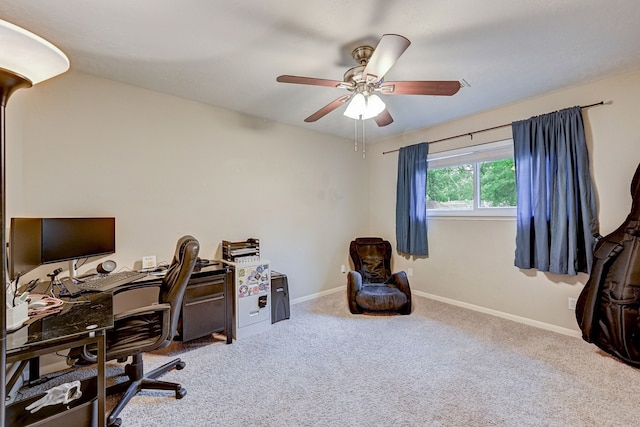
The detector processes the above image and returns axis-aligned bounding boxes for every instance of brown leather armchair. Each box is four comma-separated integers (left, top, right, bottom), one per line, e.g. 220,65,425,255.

71,235,199,427
347,237,411,315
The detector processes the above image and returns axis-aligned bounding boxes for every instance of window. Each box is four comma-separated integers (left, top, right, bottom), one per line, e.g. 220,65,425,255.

427,139,516,217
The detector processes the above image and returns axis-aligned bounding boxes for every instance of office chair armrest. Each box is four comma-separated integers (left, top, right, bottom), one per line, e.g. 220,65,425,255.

112,302,170,322
112,278,163,295
107,303,172,359
112,280,163,315
74,303,171,364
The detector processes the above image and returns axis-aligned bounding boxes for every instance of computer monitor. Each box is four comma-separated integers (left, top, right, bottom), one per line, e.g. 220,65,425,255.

41,217,116,264
9,217,116,280
9,218,43,280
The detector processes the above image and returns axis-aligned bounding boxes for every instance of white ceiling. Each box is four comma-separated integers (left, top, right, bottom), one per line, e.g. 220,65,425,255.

3,1,640,143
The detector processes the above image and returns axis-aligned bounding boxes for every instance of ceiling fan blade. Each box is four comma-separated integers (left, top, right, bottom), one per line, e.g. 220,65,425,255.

374,109,394,127
277,75,348,88
304,95,351,122
380,80,461,96
361,34,411,83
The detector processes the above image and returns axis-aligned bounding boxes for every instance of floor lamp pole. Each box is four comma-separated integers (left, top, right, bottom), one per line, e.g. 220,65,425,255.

0,18,69,423
0,68,32,427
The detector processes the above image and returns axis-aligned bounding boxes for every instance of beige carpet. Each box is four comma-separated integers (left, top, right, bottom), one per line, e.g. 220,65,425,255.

19,291,640,426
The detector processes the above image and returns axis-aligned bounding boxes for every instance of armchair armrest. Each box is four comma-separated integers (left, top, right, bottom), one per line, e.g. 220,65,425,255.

386,271,412,314
386,271,411,295
347,271,364,314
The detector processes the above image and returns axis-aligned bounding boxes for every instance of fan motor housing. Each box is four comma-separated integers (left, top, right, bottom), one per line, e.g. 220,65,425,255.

351,45,374,64
343,65,365,84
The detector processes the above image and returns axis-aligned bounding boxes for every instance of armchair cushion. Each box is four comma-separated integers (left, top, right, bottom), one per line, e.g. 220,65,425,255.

355,283,408,311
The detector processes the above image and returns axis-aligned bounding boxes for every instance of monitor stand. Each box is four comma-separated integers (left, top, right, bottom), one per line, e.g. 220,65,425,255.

69,259,79,281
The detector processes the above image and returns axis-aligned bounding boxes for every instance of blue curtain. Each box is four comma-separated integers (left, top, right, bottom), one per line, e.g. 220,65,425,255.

512,106,599,275
396,142,429,256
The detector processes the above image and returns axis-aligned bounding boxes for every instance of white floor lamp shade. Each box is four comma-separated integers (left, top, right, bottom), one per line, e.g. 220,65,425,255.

0,19,69,86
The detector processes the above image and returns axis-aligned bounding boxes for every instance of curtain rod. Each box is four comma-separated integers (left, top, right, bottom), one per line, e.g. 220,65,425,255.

382,101,605,155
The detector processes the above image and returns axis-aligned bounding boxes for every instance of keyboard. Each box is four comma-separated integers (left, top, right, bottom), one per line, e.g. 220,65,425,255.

76,270,148,292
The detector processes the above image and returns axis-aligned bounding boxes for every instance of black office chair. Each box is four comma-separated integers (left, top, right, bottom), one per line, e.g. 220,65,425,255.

73,235,199,427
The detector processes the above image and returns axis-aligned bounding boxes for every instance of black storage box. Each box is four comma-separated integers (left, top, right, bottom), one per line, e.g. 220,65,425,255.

271,271,290,323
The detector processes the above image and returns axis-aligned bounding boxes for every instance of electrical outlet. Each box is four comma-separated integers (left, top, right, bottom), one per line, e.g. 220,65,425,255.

341,264,346,273
568,297,577,310
407,268,413,277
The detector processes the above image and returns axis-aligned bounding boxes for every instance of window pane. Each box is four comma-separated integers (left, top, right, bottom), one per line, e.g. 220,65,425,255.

479,158,516,208
427,164,474,210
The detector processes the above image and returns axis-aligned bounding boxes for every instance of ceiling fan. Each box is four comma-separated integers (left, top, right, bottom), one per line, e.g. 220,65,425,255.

276,34,461,127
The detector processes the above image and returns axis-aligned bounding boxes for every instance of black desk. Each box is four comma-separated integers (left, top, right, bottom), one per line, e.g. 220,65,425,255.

5,291,113,427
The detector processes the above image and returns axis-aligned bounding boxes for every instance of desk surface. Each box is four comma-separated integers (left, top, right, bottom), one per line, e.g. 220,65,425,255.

8,262,228,351
6,291,113,355
6,290,112,427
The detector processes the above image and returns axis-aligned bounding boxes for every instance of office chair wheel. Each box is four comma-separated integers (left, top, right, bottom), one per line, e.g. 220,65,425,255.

177,387,187,399
176,360,186,370
108,418,122,427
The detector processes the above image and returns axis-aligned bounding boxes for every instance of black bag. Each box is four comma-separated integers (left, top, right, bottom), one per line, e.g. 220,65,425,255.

576,163,640,367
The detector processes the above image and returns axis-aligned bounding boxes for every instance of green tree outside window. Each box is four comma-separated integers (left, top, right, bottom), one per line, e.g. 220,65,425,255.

427,158,515,210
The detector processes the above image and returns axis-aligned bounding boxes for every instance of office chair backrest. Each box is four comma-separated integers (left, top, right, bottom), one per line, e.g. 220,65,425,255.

160,235,200,337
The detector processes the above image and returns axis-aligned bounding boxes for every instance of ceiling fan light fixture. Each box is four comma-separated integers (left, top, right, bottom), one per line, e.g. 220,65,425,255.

343,93,386,120
365,93,386,118
343,92,366,119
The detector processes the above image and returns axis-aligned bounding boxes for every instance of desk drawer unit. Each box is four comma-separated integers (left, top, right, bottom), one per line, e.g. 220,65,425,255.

178,267,230,342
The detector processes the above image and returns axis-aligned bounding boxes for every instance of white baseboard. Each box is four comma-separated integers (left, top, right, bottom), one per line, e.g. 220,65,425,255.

291,286,581,338
413,290,582,338
291,285,344,305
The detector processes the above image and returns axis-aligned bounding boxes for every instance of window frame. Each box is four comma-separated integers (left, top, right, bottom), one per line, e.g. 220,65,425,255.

427,139,516,218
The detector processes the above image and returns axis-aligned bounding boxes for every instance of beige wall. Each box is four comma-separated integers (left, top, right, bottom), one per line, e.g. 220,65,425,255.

369,69,640,333
6,70,369,300
8,67,640,334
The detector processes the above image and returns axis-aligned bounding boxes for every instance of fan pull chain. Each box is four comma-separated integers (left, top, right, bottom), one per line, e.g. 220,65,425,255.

362,119,366,159
354,117,358,152
352,117,366,159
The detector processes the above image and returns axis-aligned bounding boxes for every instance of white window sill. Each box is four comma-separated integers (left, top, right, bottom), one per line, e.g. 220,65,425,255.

427,208,516,220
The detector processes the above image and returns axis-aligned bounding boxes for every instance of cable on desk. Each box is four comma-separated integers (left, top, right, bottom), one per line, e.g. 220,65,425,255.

27,294,64,317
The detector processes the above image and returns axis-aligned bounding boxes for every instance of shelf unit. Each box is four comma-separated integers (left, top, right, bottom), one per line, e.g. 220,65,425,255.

222,238,260,263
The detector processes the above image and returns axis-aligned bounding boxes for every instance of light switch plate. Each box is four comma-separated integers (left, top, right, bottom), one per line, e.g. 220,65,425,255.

142,255,157,270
